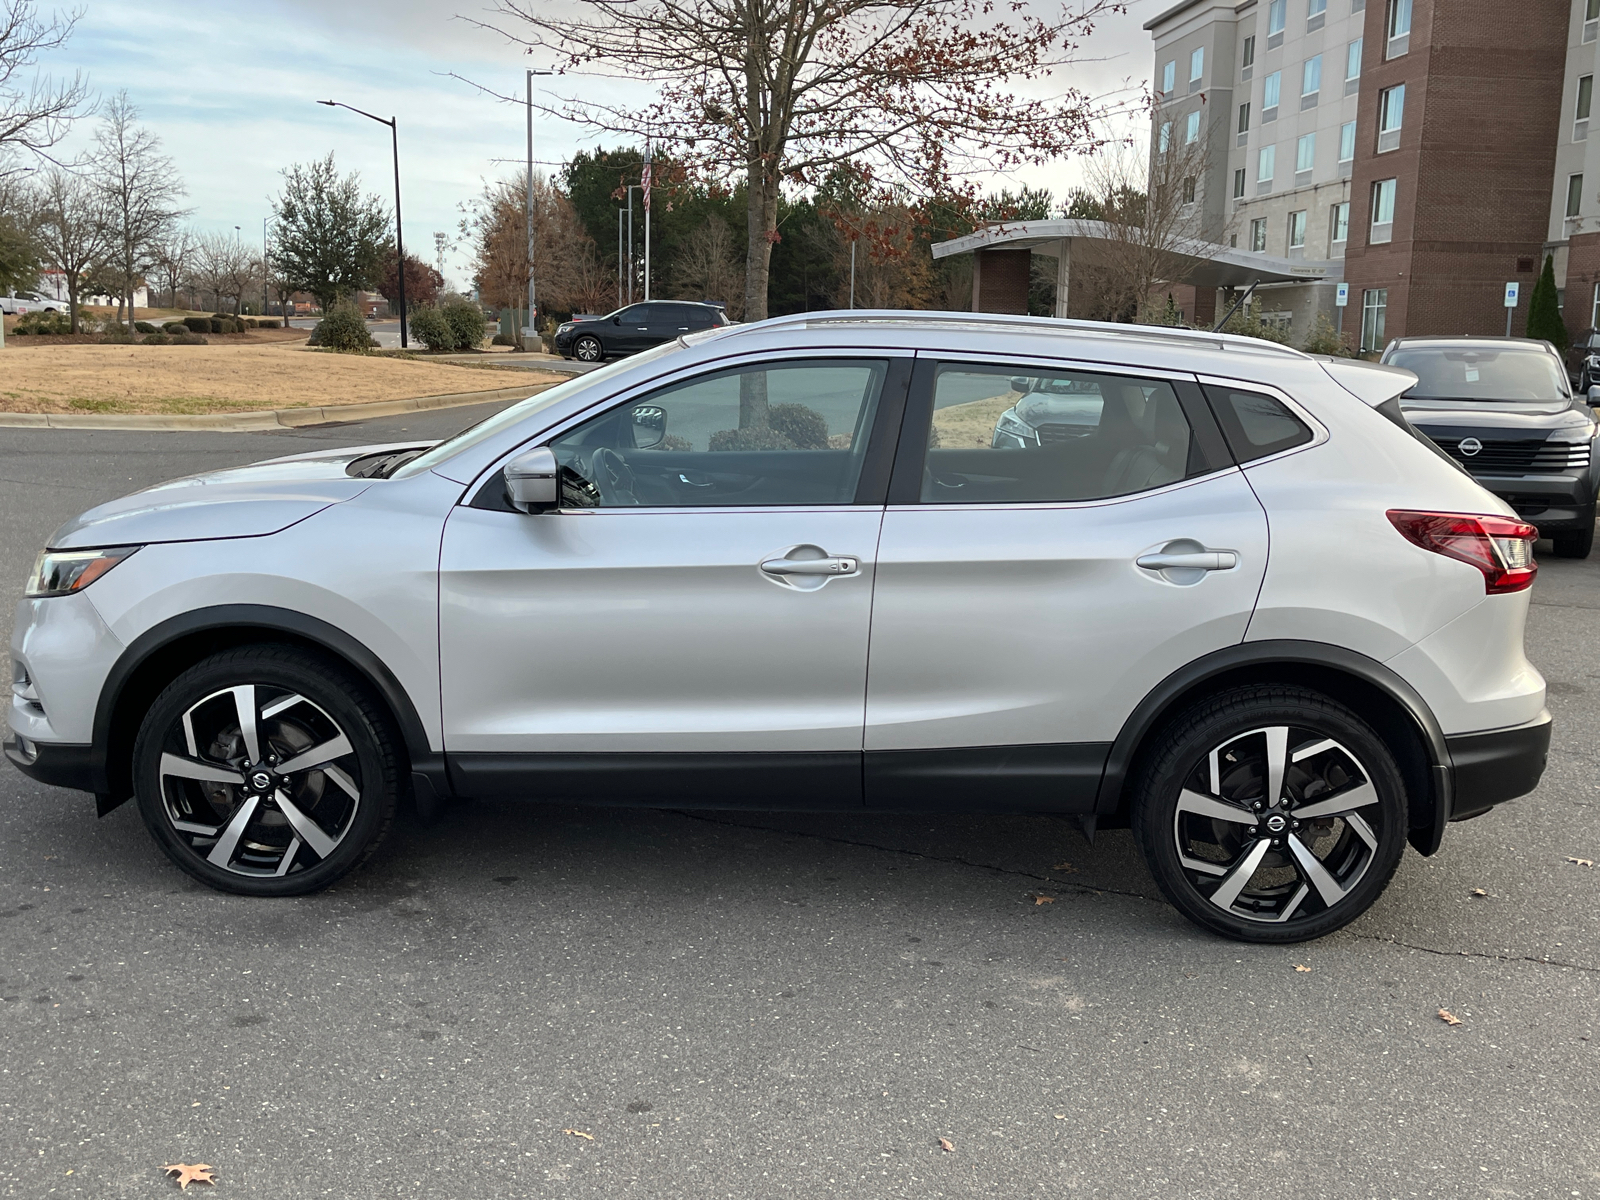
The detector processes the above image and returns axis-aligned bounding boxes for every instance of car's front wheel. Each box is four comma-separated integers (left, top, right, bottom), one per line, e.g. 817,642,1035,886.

132,645,401,896
1133,685,1408,943
574,335,603,362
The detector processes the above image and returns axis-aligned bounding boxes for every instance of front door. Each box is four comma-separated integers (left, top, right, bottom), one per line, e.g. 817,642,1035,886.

439,355,906,807
863,358,1270,811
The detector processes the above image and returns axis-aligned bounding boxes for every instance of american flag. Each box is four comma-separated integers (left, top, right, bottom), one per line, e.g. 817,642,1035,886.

642,143,652,212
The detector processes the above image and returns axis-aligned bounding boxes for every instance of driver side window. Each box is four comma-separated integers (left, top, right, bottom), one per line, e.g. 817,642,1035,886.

547,359,888,508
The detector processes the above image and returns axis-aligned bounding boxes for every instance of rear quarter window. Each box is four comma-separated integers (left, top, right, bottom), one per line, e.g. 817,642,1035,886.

1204,386,1314,462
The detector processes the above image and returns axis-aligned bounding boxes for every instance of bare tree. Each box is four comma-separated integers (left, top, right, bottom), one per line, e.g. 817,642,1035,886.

195,230,258,314
468,0,1117,323
31,167,112,331
0,0,90,161
669,214,745,319
149,226,196,309
94,91,187,322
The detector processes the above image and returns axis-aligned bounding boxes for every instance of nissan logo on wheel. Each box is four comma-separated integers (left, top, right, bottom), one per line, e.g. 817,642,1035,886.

1458,437,1483,456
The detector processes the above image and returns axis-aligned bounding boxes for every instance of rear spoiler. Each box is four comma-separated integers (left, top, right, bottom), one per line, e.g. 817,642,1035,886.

1318,357,1418,407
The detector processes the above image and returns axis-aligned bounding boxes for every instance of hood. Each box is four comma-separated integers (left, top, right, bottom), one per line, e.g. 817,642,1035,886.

1401,401,1594,434
46,440,433,551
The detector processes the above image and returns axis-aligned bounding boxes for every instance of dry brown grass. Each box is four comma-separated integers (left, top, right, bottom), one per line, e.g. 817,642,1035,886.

0,342,564,415
931,392,1020,449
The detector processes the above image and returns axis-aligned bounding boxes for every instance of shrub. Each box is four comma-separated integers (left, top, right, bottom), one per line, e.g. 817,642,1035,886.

101,320,130,337
1527,253,1568,353
1301,312,1354,357
491,332,517,347
206,318,223,334
314,304,377,353
17,310,72,335
170,331,207,345
1218,299,1292,345
142,331,170,345
101,331,135,344
243,318,258,328
258,319,279,329
162,321,187,335
408,305,455,351
441,298,487,350
182,316,210,334
767,403,830,450
709,426,796,451
134,320,157,334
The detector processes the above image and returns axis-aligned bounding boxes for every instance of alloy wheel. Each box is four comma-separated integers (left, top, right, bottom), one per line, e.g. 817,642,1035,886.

575,336,602,362
1171,725,1383,925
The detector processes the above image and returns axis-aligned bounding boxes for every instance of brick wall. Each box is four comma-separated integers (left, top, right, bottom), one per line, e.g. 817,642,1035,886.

1342,0,1568,345
1566,232,1600,332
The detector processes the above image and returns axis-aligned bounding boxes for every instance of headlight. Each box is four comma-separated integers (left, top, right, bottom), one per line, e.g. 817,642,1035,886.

25,546,139,598
993,409,1039,445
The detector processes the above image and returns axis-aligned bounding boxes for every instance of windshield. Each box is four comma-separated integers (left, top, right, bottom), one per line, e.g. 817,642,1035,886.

1387,346,1569,402
392,340,688,479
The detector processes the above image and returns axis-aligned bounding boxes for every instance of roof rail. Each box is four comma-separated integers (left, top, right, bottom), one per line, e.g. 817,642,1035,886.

726,309,1309,359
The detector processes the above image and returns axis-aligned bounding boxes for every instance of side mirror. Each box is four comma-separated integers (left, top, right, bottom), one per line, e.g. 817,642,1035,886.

612,315,622,326
630,404,667,449
504,447,558,513
1587,385,1600,405
1010,377,1032,394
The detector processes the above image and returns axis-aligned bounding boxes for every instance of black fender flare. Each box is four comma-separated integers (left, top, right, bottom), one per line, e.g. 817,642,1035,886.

1094,639,1454,855
93,604,444,810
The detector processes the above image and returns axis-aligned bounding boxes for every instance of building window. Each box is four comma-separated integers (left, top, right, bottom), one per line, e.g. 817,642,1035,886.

1308,0,1327,15
1263,70,1282,116
1162,60,1176,93
1592,281,1600,329
1589,0,1600,42
1332,201,1350,245
1288,210,1307,249
1159,121,1172,153
1346,39,1363,81
1370,178,1397,243
1387,0,1411,56
1578,75,1593,141
1378,83,1405,151
1183,176,1197,204
1242,35,1256,69
1339,121,1357,163
1303,55,1322,97
1296,132,1316,173
1258,144,1276,182
1185,110,1201,143
1361,288,1388,353
1568,173,1584,219
1234,167,1246,198
1268,0,1286,35
1190,47,1205,82
1238,102,1251,133
1251,217,1268,252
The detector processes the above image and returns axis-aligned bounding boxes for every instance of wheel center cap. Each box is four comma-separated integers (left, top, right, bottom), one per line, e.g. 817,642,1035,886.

249,770,274,792
1264,813,1288,834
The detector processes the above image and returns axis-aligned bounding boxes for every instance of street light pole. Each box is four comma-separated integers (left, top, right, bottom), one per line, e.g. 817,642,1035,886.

526,69,553,351
317,99,409,347
262,216,270,318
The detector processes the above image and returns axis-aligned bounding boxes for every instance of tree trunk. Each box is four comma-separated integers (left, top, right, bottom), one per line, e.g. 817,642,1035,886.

67,279,79,333
743,164,779,325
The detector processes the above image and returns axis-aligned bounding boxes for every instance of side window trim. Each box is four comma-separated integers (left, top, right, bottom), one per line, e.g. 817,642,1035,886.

1196,375,1327,465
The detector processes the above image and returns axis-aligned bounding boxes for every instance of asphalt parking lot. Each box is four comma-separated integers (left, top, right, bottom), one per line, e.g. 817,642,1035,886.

0,406,1595,1198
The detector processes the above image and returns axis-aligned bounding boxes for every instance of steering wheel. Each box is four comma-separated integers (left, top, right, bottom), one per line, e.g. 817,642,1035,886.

586,446,639,506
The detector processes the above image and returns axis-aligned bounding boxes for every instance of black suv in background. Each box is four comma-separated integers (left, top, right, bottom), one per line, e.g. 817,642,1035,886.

554,301,729,362
1382,336,1600,557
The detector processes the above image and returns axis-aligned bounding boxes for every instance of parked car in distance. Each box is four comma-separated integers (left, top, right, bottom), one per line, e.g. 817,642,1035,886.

553,301,728,362
1381,335,1600,557
1568,328,1600,391
7,312,1550,943
0,292,66,315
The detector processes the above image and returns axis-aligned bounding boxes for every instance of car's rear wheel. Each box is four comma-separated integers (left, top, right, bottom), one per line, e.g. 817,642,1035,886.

1132,686,1408,943
574,335,603,362
1552,521,1594,559
132,645,400,896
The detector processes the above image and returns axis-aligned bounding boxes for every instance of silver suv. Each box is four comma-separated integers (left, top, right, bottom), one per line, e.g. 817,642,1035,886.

6,313,1551,942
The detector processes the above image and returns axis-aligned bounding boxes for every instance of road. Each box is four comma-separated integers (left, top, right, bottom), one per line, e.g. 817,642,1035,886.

0,406,1595,1198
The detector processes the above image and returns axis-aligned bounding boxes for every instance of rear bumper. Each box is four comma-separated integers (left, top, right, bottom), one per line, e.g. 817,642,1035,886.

1445,710,1551,821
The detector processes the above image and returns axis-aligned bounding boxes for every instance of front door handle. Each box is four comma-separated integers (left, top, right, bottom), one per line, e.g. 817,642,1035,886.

1136,550,1237,571
760,555,859,577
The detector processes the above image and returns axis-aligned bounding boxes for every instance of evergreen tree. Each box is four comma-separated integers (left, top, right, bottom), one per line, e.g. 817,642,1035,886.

1526,253,1568,353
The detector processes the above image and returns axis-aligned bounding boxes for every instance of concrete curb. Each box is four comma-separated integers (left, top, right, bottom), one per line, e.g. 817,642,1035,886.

0,383,555,432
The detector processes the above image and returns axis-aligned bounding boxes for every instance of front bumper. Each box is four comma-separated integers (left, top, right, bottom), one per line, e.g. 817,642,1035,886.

4,735,100,793
1445,710,1552,822
1467,470,1596,532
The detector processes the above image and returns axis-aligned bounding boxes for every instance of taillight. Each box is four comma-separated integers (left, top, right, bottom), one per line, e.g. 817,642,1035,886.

1387,510,1538,594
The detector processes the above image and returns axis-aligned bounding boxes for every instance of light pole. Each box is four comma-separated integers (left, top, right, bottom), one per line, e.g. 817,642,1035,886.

317,98,409,347
525,68,553,350
622,184,642,304
262,216,270,318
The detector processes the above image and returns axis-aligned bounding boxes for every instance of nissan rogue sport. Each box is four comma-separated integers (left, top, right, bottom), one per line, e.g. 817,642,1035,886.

6,313,1551,943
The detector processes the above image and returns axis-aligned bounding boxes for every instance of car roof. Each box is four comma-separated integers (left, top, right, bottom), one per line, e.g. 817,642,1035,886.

1386,335,1558,352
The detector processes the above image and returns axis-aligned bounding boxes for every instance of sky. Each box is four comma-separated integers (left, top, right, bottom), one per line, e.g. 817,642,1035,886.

31,0,1162,291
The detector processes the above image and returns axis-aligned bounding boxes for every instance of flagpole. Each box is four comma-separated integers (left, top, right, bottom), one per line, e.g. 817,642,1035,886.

643,140,652,302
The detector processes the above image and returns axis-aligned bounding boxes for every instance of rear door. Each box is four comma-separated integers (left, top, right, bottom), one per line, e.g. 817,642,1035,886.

863,357,1269,811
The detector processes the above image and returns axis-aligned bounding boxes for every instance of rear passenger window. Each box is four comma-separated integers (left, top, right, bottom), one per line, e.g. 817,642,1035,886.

1206,386,1313,461
916,364,1207,504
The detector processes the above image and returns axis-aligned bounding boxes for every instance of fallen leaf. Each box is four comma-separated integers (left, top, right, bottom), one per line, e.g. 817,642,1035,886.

1471,888,1489,897
1032,894,1055,906
1566,856,1594,868
160,1164,216,1190
1437,1008,1463,1026
1051,862,1077,873
1294,964,1311,973
1053,1113,1067,1120
561,1129,595,1141
938,1137,955,1152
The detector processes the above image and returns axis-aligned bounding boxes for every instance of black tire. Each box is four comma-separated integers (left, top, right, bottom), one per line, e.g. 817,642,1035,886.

1131,685,1408,943
1552,521,1594,559
132,644,401,896
574,335,603,363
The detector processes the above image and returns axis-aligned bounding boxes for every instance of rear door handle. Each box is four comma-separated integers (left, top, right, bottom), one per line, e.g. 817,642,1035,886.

1136,550,1237,571
761,556,859,577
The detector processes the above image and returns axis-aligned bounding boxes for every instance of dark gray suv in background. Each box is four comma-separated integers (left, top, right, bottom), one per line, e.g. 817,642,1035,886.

1382,336,1600,557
